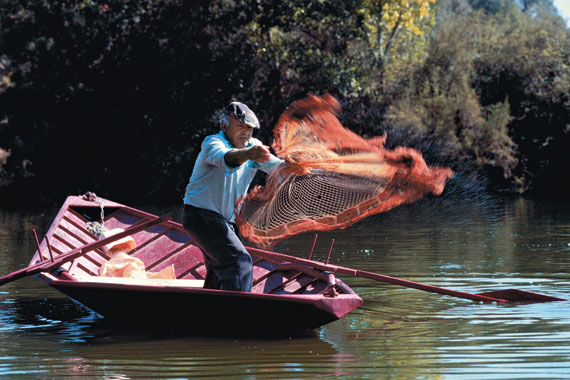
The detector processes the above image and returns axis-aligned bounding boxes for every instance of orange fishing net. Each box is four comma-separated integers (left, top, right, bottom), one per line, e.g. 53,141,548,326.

236,94,454,248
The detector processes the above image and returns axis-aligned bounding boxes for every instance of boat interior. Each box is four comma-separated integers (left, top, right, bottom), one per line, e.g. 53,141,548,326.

36,201,345,297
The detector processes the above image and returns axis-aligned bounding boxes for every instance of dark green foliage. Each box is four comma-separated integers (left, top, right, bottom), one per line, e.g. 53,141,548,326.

0,0,260,205
0,0,568,207
468,0,510,13
388,1,570,196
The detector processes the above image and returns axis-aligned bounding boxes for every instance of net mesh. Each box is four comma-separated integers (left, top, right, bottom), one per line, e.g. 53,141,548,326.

236,94,454,248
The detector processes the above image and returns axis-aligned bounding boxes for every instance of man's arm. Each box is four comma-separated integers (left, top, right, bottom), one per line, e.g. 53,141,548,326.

224,145,271,168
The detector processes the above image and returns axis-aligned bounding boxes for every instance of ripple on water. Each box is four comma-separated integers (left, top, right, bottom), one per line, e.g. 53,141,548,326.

1,200,570,379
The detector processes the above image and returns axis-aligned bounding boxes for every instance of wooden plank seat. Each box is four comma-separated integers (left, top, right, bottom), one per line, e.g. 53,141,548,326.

73,275,205,288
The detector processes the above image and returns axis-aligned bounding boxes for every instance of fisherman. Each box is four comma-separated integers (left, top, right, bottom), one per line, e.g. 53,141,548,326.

182,102,283,292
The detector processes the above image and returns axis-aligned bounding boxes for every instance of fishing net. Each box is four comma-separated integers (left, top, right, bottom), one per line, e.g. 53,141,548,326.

236,94,454,248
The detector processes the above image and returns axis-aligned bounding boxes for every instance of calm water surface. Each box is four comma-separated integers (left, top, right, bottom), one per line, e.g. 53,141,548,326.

1,198,569,379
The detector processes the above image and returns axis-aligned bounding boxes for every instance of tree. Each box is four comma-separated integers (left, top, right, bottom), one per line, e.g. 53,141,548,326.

245,0,438,103
0,0,260,205
388,0,570,194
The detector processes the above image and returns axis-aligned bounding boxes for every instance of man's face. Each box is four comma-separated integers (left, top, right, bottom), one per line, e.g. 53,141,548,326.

223,116,254,149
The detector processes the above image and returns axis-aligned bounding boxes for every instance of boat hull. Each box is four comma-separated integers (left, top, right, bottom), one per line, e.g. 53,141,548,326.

49,279,362,331
26,195,363,331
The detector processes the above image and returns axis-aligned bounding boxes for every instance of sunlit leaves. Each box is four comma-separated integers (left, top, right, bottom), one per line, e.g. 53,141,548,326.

247,0,437,100
387,0,569,192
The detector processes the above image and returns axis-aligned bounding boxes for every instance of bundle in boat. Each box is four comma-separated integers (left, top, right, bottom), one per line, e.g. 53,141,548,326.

98,228,175,279
236,94,454,248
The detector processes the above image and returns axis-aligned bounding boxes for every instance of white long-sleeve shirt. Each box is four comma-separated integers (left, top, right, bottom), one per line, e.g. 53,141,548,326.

183,130,283,222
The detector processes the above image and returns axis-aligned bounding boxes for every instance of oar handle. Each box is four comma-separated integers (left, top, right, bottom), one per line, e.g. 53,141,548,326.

247,247,507,303
349,268,506,303
0,214,172,286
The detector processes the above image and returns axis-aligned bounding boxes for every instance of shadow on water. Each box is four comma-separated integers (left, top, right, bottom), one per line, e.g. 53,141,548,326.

0,295,352,380
0,295,319,344
0,297,92,332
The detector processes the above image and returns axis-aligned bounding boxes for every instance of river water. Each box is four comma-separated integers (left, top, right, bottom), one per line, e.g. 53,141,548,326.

1,197,569,379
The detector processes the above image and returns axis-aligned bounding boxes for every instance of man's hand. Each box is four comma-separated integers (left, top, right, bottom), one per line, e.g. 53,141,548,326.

225,144,271,167
247,145,271,163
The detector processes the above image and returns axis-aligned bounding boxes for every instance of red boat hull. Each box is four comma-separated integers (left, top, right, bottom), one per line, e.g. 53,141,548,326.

30,195,363,331
50,279,362,331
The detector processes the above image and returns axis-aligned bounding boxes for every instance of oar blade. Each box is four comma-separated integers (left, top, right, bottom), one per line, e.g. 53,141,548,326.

477,289,567,303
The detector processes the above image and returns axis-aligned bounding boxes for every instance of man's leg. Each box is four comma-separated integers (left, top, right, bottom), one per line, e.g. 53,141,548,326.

182,205,253,292
202,261,221,290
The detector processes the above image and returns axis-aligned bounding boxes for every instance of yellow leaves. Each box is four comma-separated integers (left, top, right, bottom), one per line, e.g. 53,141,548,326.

2,75,13,87
381,0,435,36
1,55,15,94
362,0,436,55
1,75,15,94
419,1,429,18
247,1,439,99
364,0,436,89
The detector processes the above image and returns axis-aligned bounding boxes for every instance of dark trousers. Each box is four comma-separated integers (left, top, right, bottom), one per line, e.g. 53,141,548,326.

182,204,253,292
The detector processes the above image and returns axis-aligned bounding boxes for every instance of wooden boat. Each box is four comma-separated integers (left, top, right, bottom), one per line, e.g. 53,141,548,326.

26,195,363,331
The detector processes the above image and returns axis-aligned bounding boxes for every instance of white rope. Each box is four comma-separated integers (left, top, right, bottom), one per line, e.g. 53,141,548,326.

83,192,107,237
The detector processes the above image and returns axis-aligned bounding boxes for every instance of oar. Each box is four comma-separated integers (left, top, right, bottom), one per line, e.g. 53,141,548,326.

247,247,567,303
0,214,172,286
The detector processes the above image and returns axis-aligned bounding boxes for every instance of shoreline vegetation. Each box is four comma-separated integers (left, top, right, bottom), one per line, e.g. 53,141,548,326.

0,0,568,209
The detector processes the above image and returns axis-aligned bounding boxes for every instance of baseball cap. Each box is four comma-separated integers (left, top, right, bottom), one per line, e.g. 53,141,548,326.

225,102,260,129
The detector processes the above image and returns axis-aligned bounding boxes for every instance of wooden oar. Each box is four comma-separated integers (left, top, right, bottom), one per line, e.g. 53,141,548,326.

0,214,172,286
247,247,567,303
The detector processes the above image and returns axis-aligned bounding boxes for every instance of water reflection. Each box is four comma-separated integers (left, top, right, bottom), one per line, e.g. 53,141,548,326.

1,199,570,379
0,299,351,379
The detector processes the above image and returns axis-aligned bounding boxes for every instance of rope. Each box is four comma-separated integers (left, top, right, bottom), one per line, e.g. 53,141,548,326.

82,192,107,237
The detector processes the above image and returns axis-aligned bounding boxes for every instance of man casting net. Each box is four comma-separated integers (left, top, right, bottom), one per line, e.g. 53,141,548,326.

236,94,454,248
